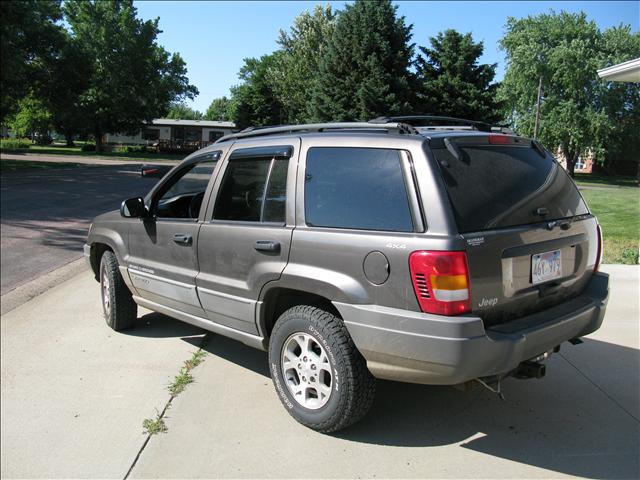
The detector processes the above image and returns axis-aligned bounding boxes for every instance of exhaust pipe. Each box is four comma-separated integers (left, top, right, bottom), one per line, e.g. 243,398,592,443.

514,361,546,379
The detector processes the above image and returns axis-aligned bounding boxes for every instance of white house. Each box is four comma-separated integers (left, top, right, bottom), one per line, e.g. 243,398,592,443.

104,118,236,151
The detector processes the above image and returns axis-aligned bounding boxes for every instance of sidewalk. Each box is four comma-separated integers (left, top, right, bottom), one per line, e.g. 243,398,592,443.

1,265,638,479
0,152,180,166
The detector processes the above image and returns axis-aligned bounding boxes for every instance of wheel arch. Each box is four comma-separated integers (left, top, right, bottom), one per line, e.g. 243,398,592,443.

258,287,341,338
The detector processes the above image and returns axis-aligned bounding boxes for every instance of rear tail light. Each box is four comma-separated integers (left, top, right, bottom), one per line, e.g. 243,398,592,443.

488,134,510,144
595,224,603,272
409,251,471,315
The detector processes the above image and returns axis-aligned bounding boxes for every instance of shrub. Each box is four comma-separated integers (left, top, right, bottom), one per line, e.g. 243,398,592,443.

125,145,149,153
81,143,96,152
0,138,31,150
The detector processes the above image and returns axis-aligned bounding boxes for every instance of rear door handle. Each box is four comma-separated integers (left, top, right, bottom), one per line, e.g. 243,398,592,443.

254,241,280,253
173,234,193,246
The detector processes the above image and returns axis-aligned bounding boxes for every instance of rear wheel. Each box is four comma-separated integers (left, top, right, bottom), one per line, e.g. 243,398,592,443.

99,250,137,331
268,305,375,433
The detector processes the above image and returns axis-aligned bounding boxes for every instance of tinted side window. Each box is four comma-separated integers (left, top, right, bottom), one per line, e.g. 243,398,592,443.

263,159,288,223
213,151,290,223
305,147,414,232
155,152,219,219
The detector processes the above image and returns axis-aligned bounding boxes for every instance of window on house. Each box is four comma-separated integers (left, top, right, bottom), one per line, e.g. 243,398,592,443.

209,131,224,142
142,128,160,141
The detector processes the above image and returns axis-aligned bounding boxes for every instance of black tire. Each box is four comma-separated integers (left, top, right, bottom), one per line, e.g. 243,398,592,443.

268,305,376,433
99,250,137,331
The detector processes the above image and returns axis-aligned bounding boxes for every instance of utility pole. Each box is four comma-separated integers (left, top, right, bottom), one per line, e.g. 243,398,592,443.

533,76,543,139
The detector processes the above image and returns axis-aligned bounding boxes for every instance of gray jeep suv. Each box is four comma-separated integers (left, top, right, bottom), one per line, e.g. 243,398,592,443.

85,116,609,432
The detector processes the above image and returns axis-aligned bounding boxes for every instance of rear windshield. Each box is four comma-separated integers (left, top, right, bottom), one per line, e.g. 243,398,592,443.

432,143,589,233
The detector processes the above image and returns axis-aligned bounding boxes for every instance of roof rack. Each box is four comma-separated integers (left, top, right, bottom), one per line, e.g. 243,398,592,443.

215,121,419,143
370,115,494,133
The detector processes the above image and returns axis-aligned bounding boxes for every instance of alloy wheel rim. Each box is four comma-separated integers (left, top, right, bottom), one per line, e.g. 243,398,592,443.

102,270,111,316
281,332,333,410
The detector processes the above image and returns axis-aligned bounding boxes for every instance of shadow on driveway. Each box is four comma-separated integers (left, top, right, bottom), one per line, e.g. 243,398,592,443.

117,311,639,479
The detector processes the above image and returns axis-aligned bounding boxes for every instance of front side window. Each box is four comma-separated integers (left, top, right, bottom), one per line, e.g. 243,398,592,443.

213,147,291,223
304,147,414,232
154,152,219,219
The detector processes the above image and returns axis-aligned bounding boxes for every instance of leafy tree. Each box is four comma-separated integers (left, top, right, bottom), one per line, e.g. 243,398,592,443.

230,53,285,129
416,29,501,123
204,97,233,121
41,32,92,146
63,0,198,151
499,11,639,176
9,93,53,142
311,0,415,122
166,102,203,120
597,26,640,177
0,0,64,121
273,5,337,123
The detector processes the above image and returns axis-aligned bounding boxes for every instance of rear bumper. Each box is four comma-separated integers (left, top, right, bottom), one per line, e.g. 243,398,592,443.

335,272,609,385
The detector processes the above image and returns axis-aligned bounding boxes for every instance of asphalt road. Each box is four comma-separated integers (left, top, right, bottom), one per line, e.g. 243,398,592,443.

1,265,638,479
0,161,161,294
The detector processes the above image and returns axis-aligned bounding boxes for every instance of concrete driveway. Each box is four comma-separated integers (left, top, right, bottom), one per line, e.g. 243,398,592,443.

1,265,638,479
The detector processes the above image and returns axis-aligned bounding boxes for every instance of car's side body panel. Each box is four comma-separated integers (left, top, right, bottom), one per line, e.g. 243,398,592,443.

195,138,301,334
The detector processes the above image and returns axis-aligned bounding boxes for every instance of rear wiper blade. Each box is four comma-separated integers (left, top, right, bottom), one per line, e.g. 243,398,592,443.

546,218,573,230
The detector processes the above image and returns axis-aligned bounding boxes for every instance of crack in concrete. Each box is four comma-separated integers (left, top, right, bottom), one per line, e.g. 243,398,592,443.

123,334,211,479
560,352,639,423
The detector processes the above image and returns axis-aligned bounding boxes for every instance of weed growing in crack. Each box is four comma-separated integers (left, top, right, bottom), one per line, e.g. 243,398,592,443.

142,409,168,435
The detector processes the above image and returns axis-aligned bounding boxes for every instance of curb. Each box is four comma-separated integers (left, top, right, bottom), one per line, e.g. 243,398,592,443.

0,257,90,316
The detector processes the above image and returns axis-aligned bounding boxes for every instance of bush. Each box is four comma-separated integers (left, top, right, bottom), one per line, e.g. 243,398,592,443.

0,138,31,150
81,143,96,152
125,145,149,153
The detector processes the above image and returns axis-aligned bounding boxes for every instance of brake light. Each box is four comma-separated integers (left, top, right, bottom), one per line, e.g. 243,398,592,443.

595,224,603,272
409,251,471,315
488,134,510,145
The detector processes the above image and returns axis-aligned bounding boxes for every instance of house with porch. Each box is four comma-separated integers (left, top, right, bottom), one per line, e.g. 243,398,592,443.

103,118,236,152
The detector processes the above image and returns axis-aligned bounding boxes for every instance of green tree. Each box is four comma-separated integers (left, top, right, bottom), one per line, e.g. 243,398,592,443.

204,97,232,121
597,26,640,178
166,102,203,120
311,0,414,122
230,53,285,129
273,5,337,123
0,0,64,121
9,93,53,143
499,11,639,176
416,29,501,123
41,32,92,146
63,0,198,151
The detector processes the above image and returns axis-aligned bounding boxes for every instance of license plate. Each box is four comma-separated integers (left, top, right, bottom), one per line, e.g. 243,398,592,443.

531,249,562,285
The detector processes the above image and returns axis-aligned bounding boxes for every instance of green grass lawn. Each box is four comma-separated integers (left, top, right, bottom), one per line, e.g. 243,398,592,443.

0,159,83,171
579,186,639,264
574,173,637,188
27,144,185,162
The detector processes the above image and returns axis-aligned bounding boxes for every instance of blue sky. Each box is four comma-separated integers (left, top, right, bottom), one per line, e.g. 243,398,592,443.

134,1,640,113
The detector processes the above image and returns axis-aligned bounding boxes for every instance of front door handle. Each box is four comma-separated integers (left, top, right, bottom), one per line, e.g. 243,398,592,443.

173,234,193,246
254,240,280,253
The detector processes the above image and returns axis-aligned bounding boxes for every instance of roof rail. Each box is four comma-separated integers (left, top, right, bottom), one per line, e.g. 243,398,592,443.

370,115,493,133
215,122,419,143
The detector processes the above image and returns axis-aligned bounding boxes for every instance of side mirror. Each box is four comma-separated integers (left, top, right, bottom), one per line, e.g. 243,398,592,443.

120,197,147,218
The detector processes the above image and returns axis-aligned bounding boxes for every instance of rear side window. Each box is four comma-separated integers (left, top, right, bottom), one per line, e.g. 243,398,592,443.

213,147,290,223
305,147,414,232
432,143,589,233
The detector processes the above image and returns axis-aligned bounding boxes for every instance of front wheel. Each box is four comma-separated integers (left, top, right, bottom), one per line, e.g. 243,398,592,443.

99,250,137,331
268,305,376,433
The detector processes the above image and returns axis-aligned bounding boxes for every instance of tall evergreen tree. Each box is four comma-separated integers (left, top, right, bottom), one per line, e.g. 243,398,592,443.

311,0,415,122
416,29,501,123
